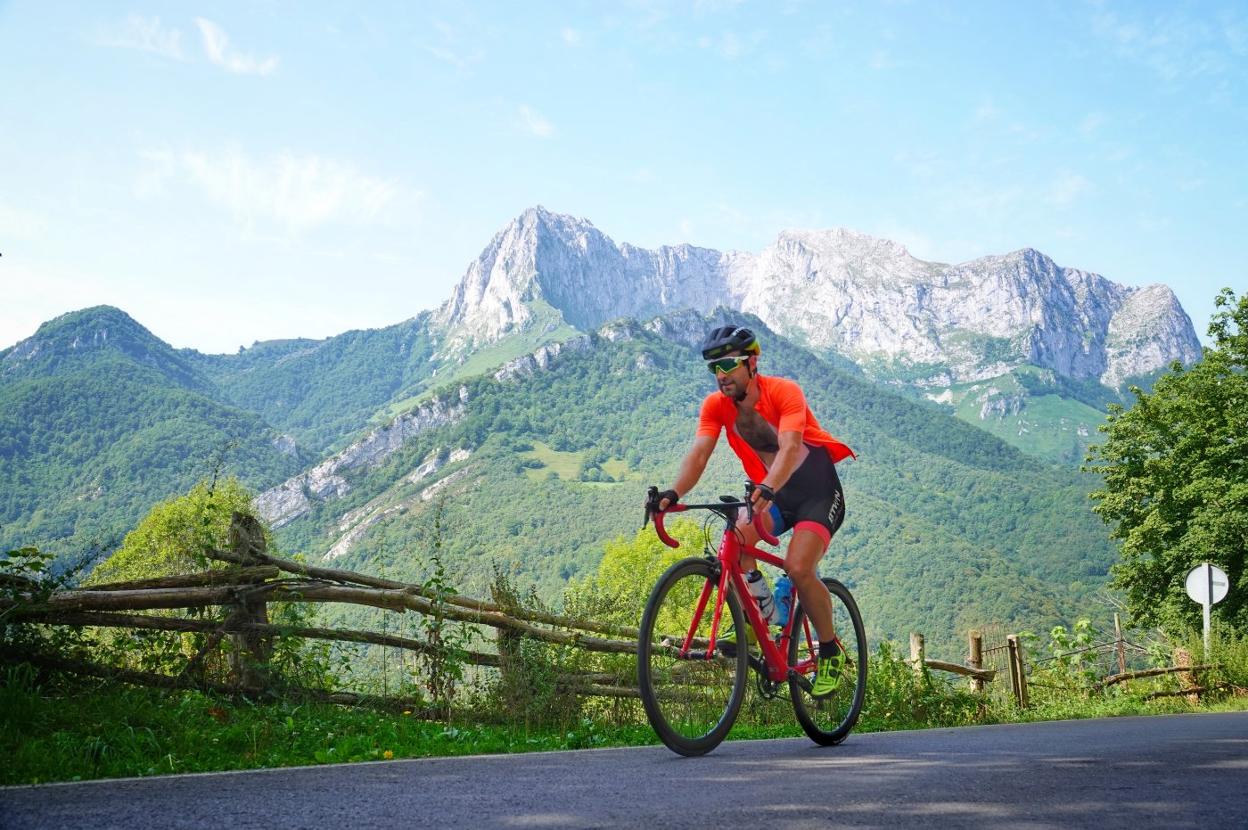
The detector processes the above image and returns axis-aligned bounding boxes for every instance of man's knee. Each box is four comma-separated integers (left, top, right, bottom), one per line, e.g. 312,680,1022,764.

787,558,819,582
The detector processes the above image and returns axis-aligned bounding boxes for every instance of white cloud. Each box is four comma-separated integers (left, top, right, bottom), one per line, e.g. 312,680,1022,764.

561,27,582,45
1090,7,1241,83
1105,145,1134,163
424,44,484,69
1079,112,1107,135
801,24,835,58
973,99,1001,123
133,149,177,199
518,105,555,138
137,147,402,234
1047,172,1092,207
94,14,185,60
194,18,279,75
424,18,485,69
696,29,763,60
717,32,743,59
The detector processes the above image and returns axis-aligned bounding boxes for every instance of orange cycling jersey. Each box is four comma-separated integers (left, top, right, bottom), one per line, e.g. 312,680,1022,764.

696,374,855,483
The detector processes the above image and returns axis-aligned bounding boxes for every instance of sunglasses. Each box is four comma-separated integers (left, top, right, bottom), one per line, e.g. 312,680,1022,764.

707,356,751,375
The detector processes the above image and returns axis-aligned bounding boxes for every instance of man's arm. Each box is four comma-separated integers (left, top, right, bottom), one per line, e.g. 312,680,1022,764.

661,434,718,509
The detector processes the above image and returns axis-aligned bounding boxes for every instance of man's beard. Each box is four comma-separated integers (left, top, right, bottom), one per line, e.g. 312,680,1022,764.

720,382,747,403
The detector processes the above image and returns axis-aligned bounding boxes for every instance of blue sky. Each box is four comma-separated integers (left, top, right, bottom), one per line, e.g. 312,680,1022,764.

1,0,1244,353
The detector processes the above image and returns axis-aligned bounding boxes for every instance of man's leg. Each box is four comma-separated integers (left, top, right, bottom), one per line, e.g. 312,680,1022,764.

785,525,834,641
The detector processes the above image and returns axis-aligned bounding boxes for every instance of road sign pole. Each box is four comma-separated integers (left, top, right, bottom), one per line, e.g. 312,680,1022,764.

1185,561,1229,659
1205,563,1213,656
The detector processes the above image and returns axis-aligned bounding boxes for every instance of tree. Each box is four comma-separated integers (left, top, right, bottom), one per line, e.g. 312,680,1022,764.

563,519,704,626
88,477,262,584
1087,289,1248,631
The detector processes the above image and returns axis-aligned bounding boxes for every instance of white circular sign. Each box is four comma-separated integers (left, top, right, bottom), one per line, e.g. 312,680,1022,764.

1185,564,1229,605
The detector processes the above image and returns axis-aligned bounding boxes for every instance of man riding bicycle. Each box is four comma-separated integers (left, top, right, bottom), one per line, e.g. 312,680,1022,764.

653,325,855,697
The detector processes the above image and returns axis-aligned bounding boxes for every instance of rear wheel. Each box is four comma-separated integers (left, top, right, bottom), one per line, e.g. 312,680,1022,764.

637,557,749,756
788,578,867,745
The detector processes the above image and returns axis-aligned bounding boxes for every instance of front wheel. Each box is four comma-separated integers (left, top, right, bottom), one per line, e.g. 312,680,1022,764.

788,578,867,745
637,557,749,756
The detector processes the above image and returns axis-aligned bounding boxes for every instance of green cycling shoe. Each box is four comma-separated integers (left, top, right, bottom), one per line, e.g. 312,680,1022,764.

810,643,846,698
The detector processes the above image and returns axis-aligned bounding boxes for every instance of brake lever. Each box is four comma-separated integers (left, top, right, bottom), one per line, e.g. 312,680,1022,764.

643,485,657,528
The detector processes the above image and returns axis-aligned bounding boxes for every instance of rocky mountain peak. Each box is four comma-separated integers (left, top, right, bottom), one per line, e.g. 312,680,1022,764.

776,227,916,264
430,208,1201,389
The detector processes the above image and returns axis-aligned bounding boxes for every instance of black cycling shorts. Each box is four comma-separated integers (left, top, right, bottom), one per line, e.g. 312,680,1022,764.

765,445,846,545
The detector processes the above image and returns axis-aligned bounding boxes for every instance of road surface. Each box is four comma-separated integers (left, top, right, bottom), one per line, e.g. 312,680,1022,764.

3,712,1246,829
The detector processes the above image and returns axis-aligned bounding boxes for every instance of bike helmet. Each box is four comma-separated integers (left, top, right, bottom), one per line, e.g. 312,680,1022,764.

700,325,760,360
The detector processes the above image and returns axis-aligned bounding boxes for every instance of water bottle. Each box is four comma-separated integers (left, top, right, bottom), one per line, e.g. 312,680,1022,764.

773,574,793,627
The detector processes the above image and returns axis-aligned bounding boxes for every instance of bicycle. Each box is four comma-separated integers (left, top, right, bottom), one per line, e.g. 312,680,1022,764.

638,484,867,756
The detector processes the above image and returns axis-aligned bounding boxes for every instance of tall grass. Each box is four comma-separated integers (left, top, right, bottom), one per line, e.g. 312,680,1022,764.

5,634,1247,787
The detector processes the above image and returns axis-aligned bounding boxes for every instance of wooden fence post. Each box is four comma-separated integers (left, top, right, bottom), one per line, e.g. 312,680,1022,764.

910,632,925,678
1007,635,1029,708
968,630,984,693
1174,646,1200,704
226,513,272,690
1114,613,1127,675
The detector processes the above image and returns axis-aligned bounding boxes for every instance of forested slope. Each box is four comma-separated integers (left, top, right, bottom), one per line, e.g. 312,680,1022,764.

0,307,306,555
187,314,436,455
270,314,1113,654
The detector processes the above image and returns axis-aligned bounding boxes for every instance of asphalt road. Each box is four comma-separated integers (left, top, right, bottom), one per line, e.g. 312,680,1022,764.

4,712,1247,830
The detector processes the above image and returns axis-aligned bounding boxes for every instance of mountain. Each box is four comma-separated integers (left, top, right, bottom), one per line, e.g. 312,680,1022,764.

257,311,1114,656
431,207,1202,462
186,317,436,455
437,208,1200,389
3,208,1205,650
0,307,307,556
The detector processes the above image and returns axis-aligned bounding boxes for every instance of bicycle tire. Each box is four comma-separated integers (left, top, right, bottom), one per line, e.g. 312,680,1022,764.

637,557,749,756
787,577,867,746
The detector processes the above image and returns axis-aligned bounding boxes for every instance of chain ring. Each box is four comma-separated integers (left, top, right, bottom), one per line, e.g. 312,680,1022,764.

756,672,783,700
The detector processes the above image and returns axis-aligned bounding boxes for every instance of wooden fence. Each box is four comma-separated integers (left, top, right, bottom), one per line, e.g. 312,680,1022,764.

0,514,642,710
3,514,1237,713
909,621,1233,709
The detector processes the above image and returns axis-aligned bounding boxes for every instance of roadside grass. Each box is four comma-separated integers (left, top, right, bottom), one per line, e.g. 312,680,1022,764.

0,667,659,787
6,658,1247,787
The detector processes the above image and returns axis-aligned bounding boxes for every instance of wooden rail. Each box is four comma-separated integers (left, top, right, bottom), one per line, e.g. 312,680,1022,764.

6,515,1230,713
1,513,639,706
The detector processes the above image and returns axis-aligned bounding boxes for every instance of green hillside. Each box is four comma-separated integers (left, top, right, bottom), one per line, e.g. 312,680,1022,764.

270,315,1115,656
2,305,1120,655
188,315,437,455
0,307,306,556
191,300,584,457
932,367,1109,465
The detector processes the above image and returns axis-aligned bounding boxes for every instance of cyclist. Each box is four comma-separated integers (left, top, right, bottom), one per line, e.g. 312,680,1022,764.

652,325,855,697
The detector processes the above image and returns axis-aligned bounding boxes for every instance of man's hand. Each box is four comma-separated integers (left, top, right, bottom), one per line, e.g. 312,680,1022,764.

749,482,776,516
655,489,679,511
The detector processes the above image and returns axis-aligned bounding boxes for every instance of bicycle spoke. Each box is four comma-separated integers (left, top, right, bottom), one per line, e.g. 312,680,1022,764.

788,578,867,746
638,558,748,756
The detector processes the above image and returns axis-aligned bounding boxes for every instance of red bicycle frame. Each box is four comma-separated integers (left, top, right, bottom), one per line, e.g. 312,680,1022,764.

651,503,820,684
